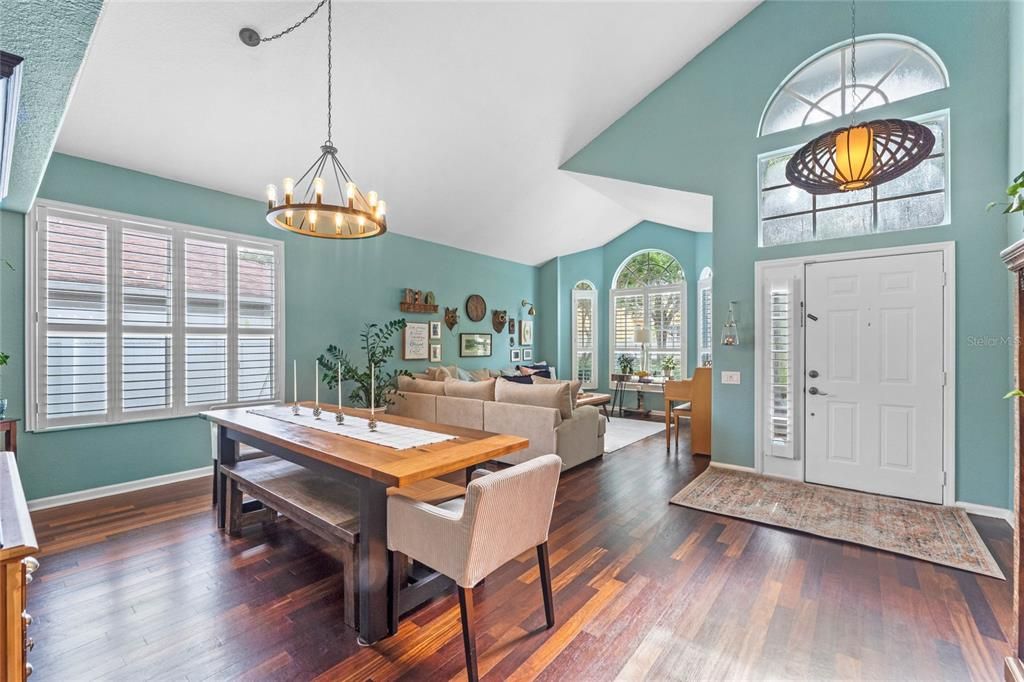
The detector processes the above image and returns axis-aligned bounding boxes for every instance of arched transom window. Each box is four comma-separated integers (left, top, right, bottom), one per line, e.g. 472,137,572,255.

759,36,948,137
611,251,685,381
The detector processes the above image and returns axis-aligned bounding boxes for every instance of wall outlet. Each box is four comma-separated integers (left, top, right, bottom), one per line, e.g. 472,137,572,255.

721,371,741,385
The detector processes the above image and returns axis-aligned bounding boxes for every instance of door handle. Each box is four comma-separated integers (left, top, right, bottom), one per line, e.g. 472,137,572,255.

808,386,830,396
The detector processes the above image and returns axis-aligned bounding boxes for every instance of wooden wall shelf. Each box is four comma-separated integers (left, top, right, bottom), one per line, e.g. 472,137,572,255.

400,302,439,314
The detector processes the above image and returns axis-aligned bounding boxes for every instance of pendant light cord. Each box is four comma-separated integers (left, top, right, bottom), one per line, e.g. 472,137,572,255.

256,0,334,143
849,0,859,113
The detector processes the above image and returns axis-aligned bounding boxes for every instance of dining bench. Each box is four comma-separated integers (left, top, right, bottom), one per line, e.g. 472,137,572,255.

220,455,466,628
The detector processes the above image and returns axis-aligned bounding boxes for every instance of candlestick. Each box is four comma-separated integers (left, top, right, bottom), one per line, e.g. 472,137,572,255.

335,361,345,424
292,359,299,415
368,363,377,431
313,359,322,419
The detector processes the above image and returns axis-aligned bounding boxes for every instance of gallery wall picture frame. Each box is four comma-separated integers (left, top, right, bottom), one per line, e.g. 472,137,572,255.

519,319,534,346
430,344,442,362
429,321,442,339
523,348,534,361
459,333,492,358
403,322,430,360
511,348,522,362
509,318,515,335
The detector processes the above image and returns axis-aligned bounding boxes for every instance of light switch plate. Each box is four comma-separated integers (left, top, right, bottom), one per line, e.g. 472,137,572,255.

721,371,741,385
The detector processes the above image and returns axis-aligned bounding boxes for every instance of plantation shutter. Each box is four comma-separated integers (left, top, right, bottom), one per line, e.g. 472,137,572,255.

697,274,713,367
571,288,597,388
767,276,798,459
29,202,284,431
42,211,110,422
611,292,643,372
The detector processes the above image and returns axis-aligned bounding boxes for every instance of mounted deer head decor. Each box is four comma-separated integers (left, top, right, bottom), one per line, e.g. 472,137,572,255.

445,307,459,331
492,309,508,333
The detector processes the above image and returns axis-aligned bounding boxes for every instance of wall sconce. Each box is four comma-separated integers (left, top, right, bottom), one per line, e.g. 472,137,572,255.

721,301,739,346
521,299,536,316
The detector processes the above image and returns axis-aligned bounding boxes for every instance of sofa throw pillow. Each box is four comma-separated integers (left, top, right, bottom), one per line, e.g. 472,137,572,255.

398,375,446,395
516,365,552,379
456,367,476,382
444,377,496,401
500,374,534,384
425,365,455,381
495,379,572,419
531,375,582,409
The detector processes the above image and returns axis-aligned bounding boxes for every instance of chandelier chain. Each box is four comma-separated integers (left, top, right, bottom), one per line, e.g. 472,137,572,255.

849,0,859,113
327,0,333,143
258,0,328,43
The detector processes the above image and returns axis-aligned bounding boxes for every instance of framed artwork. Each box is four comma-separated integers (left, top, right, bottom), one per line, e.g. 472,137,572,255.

508,318,515,335
430,343,442,362
511,348,522,362
429,321,442,339
459,333,492,358
403,322,429,360
519,319,534,346
523,348,534,361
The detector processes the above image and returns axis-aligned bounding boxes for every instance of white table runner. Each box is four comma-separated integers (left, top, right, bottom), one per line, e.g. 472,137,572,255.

248,406,458,450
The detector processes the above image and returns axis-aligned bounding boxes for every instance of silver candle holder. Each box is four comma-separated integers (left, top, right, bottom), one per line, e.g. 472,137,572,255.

335,409,345,425
367,411,378,432
312,405,322,420
291,403,300,416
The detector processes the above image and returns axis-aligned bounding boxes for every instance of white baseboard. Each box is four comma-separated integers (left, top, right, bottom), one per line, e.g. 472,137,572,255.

27,465,213,511
709,461,757,473
955,501,1014,527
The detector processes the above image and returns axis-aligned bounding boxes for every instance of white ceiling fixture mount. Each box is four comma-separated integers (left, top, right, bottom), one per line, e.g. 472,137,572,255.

242,0,387,240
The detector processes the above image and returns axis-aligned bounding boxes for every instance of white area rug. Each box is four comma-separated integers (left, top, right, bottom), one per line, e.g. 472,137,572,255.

604,418,666,454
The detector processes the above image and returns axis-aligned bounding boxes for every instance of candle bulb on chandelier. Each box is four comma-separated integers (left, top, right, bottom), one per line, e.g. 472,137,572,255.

285,209,294,227
335,212,343,234
313,177,324,204
377,200,387,218
357,216,365,234
366,191,378,208
309,209,318,232
345,182,356,208
266,184,277,210
283,177,294,205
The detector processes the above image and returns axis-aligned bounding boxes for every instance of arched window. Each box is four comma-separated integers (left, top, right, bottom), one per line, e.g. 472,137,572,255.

759,35,948,136
572,280,597,388
758,36,950,247
697,267,713,368
610,250,685,381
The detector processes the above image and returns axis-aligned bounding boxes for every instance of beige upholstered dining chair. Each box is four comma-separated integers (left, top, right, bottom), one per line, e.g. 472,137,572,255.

387,454,562,681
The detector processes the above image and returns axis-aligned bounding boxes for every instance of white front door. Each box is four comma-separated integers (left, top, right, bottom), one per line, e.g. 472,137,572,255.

804,252,946,503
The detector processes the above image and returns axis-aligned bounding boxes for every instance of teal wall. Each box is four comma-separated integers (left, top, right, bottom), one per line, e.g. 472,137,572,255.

564,1,1012,508
0,154,540,500
547,221,711,397
0,0,103,212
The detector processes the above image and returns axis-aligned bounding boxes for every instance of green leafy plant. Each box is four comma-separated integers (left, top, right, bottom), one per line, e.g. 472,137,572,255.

1005,389,1024,400
318,319,410,408
661,355,680,378
989,170,1024,214
0,352,8,368
617,354,636,375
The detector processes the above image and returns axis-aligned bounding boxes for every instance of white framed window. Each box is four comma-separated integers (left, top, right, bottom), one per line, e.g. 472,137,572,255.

696,267,713,367
759,35,948,137
759,111,949,247
26,200,285,431
571,280,597,389
609,250,685,381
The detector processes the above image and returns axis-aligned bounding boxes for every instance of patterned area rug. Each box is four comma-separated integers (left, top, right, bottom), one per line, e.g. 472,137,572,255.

670,466,1004,579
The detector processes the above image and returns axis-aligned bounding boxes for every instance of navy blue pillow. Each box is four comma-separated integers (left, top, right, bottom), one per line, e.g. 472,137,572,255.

500,374,534,384
515,364,551,379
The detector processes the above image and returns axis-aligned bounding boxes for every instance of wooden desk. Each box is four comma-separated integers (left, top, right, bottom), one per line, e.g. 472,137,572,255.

201,403,528,645
663,368,712,455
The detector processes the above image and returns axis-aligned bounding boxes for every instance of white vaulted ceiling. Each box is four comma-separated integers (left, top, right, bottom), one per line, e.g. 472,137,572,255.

56,1,757,265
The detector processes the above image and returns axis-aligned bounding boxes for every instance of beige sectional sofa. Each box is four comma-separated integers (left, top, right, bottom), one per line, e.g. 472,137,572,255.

389,375,605,470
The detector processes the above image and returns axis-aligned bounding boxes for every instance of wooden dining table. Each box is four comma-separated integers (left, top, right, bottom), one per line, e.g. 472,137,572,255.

201,402,528,645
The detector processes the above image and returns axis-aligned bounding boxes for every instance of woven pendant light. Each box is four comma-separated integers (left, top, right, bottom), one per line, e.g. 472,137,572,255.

784,1,935,195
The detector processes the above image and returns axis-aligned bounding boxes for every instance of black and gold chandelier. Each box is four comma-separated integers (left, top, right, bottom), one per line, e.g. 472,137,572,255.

242,0,386,239
785,1,934,196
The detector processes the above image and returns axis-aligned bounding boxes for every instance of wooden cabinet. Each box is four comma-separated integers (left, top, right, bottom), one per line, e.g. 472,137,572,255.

0,452,37,680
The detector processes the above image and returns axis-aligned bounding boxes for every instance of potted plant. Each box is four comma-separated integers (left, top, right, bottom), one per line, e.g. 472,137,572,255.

990,170,1024,216
319,319,410,409
0,351,7,418
661,355,680,380
611,354,637,382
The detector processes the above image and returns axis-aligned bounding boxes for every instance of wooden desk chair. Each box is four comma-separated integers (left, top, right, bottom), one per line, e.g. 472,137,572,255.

664,379,694,449
387,455,562,681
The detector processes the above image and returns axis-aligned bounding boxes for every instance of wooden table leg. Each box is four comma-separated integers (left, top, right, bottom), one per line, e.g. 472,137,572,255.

358,478,391,644
665,398,672,450
215,426,237,530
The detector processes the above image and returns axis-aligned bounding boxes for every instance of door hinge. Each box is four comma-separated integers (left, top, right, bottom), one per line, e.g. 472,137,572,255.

941,371,948,387
942,471,948,487
942,271,949,288
800,301,805,328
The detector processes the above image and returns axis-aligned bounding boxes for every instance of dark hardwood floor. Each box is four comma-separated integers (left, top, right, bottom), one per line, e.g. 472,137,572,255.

27,426,1013,680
